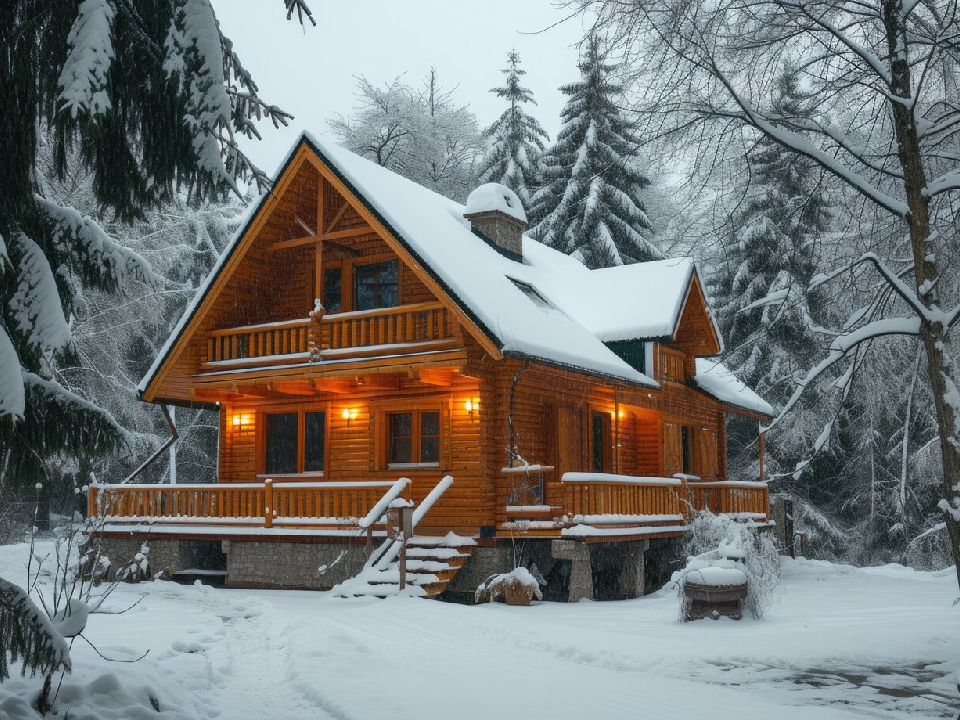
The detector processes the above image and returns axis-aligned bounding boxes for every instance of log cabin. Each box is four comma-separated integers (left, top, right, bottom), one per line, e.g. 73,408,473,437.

89,133,774,601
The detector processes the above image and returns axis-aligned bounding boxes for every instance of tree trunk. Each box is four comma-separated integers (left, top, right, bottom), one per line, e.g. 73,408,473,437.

884,0,960,591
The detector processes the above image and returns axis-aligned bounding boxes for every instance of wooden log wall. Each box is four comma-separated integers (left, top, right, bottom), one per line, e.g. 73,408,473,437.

219,375,482,535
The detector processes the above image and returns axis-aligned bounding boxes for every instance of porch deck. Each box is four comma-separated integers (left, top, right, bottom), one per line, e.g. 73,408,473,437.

88,473,769,543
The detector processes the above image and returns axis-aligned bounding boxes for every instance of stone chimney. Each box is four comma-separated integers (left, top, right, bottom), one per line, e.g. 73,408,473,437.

463,183,528,259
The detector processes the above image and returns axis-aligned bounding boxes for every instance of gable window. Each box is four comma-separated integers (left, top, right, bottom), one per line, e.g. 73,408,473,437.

355,259,399,311
323,267,343,314
263,410,326,476
591,410,611,473
387,410,440,467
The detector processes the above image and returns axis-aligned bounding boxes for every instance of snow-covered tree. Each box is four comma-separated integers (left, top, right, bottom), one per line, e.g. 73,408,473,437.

0,576,70,682
0,1,311,496
477,51,549,207
709,69,836,481
585,0,960,586
331,70,481,201
530,36,660,268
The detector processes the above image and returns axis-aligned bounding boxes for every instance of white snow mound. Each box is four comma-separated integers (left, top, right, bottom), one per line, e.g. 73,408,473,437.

465,182,528,223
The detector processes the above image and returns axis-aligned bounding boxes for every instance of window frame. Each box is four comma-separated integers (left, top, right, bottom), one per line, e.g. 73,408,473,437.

588,408,613,474
371,399,446,472
353,258,399,312
255,405,329,479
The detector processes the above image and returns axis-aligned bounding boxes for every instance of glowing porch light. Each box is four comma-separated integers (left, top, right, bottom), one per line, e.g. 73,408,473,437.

232,412,253,428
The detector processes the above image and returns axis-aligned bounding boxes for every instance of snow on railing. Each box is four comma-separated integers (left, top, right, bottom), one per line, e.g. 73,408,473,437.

412,474,453,527
359,477,412,530
561,472,684,486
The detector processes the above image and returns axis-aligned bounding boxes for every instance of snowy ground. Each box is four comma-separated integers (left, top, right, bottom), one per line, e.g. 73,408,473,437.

1,541,957,720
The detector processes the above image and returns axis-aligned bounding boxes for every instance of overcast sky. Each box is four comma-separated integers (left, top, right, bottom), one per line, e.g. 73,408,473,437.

212,1,592,174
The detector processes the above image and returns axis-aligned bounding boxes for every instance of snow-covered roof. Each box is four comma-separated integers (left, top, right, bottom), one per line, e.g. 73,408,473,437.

291,134,659,387
693,359,775,417
140,133,735,396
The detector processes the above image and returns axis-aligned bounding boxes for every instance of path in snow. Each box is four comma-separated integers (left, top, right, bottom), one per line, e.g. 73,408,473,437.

0,543,957,720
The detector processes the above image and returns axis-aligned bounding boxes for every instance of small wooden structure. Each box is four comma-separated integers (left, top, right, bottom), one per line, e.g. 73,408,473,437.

89,134,774,595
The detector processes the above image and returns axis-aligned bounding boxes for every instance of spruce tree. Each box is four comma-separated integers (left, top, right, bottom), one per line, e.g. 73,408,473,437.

0,1,313,494
477,51,549,208
711,68,834,480
713,69,832,402
529,36,659,268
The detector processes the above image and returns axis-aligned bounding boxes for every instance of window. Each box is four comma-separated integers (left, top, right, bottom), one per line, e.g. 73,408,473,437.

591,410,610,473
681,425,694,475
323,267,342,314
263,410,325,476
355,260,398,311
387,410,440,467
265,413,298,475
508,278,559,312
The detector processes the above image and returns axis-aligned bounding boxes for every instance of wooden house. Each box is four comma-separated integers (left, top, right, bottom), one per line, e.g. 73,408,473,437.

90,133,774,601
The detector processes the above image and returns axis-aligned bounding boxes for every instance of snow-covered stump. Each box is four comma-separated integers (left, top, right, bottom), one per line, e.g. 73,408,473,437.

682,567,749,621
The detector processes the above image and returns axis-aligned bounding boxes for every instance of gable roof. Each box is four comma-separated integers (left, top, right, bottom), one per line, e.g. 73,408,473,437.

139,133,729,397
693,359,775,417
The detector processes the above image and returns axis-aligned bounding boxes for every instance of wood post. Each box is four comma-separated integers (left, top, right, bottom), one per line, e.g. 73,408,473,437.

758,422,765,481
264,479,273,528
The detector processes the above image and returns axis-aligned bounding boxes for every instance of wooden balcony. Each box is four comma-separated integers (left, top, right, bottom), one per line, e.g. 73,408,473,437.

496,472,771,541
88,479,413,537
201,301,457,371
686,480,770,521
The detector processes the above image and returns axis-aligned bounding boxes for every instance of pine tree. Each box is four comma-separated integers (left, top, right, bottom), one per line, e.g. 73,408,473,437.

0,1,313,495
711,68,835,483
529,36,659,268
0,577,70,681
477,51,549,208
713,69,832,404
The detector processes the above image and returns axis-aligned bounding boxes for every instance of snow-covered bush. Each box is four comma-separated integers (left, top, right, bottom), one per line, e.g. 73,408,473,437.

673,512,781,620
475,567,543,606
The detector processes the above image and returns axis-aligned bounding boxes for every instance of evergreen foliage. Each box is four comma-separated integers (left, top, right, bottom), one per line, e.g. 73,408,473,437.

0,576,70,681
477,51,549,208
713,70,832,400
0,1,310,494
530,36,660,268
710,68,836,483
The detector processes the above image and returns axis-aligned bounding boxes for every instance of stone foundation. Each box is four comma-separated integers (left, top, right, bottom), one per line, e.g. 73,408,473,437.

223,541,366,590
92,534,659,599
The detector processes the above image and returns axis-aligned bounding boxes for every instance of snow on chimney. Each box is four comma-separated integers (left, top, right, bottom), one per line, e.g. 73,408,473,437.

463,183,528,259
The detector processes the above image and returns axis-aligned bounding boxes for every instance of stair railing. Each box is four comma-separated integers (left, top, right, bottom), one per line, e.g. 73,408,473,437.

368,475,455,574
358,476,411,557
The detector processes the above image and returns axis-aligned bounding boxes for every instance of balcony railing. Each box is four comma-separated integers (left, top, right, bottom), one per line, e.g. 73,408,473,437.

496,472,771,539
88,479,413,532
686,480,770,521
201,301,456,369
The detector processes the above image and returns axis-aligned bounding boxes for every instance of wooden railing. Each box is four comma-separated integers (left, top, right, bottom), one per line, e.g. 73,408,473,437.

88,480,412,530
561,473,687,523
686,480,770,520
322,301,452,352
206,319,313,364
658,345,686,382
203,301,455,367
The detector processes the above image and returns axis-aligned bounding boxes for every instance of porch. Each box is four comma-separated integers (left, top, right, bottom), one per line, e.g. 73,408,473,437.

88,471,770,542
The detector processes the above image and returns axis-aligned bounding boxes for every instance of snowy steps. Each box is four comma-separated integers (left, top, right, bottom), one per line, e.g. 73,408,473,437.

330,534,476,599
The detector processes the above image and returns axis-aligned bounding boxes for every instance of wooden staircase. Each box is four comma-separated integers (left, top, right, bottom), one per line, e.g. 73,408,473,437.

330,533,476,598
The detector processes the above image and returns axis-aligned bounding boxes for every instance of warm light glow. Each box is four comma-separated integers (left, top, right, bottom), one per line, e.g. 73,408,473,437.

342,408,351,420
465,400,473,412
232,412,253,428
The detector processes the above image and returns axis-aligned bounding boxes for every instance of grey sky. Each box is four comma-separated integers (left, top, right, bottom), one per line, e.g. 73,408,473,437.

212,1,592,174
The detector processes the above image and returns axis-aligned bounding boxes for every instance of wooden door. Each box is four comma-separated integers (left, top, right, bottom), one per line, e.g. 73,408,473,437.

557,405,585,477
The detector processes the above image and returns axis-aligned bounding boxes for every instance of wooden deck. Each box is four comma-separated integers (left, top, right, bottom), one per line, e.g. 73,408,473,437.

89,473,769,542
